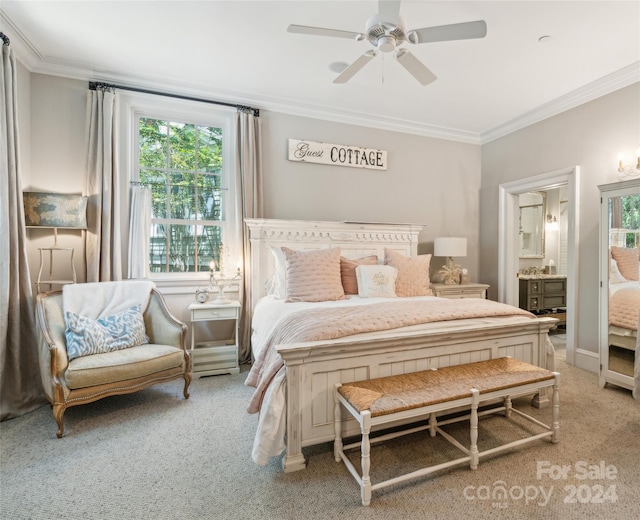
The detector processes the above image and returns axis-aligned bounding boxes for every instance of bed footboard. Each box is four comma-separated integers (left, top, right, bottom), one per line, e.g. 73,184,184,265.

278,316,557,472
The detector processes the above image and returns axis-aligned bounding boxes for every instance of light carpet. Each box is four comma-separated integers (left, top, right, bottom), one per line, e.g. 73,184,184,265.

1,356,639,520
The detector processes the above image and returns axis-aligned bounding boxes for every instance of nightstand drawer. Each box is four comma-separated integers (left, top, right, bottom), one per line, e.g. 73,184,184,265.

191,306,238,321
456,289,486,298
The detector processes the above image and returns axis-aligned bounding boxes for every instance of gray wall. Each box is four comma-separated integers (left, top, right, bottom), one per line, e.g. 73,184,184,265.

480,82,640,359
21,69,640,367
22,74,483,286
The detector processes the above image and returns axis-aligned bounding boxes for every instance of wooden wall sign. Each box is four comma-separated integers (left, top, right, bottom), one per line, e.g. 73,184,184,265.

288,139,387,170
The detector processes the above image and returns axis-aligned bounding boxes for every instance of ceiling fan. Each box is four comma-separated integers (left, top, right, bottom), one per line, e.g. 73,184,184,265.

287,0,487,86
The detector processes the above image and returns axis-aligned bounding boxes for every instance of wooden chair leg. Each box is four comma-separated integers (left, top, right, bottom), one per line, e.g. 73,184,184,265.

183,373,192,399
53,403,65,438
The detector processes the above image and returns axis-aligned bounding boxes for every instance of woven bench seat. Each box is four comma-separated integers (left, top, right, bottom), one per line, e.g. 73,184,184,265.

334,357,560,506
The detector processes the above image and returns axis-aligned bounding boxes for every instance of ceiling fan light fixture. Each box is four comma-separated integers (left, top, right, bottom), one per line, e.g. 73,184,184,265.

378,35,396,52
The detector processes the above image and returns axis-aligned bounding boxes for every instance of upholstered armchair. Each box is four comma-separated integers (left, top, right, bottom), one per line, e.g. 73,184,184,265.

36,283,191,437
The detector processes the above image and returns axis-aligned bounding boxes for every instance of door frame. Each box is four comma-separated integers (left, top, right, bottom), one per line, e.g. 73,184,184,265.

498,166,580,365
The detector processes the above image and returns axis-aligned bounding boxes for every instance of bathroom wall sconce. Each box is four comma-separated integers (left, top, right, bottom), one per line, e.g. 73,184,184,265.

617,147,640,179
546,214,559,231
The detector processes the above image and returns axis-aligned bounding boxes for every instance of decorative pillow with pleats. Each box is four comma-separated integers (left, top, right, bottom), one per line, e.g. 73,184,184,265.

610,246,639,281
65,305,149,360
282,247,345,302
384,248,433,297
340,255,379,294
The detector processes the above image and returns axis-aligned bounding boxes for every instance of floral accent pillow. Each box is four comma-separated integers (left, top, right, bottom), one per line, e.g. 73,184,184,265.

65,305,149,360
356,265,398,298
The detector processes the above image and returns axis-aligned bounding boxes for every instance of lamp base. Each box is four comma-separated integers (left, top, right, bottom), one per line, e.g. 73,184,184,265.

210,285,233,305
439,257,462,285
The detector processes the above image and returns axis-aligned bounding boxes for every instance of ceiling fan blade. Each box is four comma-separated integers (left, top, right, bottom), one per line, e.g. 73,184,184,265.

408,20,487,44
333,51,377,83
394,48,437,86
378,0,401,25
287,24,364,40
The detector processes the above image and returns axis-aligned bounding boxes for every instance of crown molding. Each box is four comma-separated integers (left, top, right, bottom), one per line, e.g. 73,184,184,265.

481,61,640,144
3,9,636,147
0,11,42,70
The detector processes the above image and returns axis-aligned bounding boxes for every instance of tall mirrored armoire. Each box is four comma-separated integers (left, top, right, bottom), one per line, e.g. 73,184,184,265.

599,179,640,392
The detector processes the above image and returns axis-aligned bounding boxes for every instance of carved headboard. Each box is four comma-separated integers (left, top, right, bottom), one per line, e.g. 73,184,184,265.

244,219,423,311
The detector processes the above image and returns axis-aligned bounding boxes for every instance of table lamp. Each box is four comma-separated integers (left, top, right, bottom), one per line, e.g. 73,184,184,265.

434,237,467,285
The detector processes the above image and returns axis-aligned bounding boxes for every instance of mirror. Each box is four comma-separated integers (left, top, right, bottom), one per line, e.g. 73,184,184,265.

599,180,640,391
519,192,546,258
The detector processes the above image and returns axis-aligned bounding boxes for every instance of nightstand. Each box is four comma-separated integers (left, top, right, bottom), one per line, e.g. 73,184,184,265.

430,283,489,299
188,301,241,377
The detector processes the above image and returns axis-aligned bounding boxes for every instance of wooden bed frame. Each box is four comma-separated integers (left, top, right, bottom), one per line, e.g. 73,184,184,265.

245,219,558,472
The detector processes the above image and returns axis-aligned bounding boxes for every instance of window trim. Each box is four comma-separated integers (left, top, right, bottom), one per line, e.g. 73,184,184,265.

118,90,238,286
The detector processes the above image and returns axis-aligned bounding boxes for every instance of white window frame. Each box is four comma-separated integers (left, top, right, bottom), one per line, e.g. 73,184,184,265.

118,91,238,290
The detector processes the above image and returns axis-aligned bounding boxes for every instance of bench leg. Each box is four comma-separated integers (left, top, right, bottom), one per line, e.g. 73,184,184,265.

469,389,480,470
429,412,437,438
361,412,372,506
504,395,512,418
552,373,560,443
334,385,343,462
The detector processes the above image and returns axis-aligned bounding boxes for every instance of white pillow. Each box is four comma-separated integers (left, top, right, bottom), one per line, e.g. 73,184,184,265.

609,258,627,284
356,265,398,298
271,246,286,299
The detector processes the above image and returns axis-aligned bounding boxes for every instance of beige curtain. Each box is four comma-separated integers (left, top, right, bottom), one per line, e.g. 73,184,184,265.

0,42,46,420
127,185,151,279
85,86,122,282
236,109,263,362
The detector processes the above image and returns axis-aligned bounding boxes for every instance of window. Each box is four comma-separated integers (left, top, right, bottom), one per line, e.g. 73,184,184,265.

131,101,236,276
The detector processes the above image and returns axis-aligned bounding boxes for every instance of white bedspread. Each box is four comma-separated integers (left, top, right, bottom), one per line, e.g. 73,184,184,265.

247,295,544,465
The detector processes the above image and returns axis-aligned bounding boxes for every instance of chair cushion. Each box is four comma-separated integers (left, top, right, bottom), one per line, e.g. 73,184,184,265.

65,343,184,389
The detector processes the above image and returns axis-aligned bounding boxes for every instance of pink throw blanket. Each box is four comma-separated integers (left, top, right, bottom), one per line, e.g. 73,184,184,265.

245,298,534,413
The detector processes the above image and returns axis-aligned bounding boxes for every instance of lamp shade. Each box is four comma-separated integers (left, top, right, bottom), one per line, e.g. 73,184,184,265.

434,237,467,257
23,192,87,229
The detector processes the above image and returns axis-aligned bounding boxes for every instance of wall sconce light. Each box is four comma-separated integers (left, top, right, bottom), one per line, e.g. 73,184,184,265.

546,214,559,231
617,147,640,179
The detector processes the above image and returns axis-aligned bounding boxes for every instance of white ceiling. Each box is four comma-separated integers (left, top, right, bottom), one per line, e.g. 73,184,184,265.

2,0,639,143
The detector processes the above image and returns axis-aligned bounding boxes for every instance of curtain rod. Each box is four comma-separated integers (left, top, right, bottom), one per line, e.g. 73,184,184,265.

0,32,10,46
89,81,259,117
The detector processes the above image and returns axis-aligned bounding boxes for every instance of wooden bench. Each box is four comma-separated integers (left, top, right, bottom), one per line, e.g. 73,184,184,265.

333,357,560,506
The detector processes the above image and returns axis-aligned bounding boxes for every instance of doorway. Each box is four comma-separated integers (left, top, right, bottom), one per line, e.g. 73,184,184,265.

498,167,580,365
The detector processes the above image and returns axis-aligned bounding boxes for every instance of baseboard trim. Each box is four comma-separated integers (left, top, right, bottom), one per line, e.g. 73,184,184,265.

574,348,599,373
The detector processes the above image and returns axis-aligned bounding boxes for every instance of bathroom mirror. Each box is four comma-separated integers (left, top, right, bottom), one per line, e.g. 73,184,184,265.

519,192,546,258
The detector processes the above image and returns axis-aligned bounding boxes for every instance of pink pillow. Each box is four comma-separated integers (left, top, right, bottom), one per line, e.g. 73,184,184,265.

384,248,433,297
340,255,378,294
610,246,639,281
282,247,345,302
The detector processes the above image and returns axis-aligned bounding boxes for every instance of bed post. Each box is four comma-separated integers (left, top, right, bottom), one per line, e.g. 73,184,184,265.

531,319,556,408
282,364,306,472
